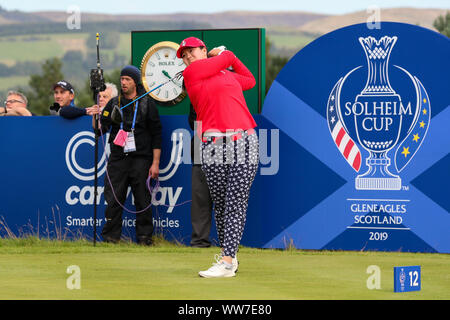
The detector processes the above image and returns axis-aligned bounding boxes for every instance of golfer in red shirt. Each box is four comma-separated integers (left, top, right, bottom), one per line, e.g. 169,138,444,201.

179,37,259,278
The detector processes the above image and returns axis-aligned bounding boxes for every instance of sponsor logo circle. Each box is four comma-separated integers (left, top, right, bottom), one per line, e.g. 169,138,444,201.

65,131,110,181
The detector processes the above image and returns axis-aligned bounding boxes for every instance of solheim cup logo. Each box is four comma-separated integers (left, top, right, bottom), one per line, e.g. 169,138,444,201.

327,36,431,190
399,268,406,291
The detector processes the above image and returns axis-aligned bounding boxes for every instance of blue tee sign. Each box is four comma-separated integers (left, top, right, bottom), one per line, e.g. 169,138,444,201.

394,266,421,292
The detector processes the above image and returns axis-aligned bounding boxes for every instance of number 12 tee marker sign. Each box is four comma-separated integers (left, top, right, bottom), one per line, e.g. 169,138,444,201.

394,266,421,292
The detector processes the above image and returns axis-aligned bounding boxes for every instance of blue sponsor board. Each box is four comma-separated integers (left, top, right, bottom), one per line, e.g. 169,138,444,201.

0,115,276,246
0,116,197,243
261,22,450,253
0,22,449,253
394,265,421,292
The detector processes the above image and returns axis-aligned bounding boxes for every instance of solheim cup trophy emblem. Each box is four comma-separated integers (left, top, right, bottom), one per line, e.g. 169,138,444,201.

327,35,431,190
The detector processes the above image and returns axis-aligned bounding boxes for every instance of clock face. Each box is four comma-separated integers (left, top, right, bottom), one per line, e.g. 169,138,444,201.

140,41,187,105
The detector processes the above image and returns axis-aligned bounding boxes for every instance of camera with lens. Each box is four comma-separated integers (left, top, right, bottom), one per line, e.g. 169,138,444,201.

49,102,60,113
90,68,106,94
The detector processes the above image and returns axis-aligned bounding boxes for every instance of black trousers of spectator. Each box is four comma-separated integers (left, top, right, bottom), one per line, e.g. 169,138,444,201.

102,156,153,244
190,164,213,247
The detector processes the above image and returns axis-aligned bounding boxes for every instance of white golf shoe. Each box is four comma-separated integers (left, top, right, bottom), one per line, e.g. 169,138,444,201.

218,253,239,272
198,254,236,278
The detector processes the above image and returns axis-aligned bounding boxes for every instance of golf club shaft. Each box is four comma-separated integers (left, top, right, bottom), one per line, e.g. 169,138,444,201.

120,78,173,110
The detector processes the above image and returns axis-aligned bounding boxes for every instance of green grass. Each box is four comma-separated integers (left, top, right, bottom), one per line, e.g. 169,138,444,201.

0,76,30,92
0,237,448,300
0,32,129,65
0,32,131,93
0,36,64,63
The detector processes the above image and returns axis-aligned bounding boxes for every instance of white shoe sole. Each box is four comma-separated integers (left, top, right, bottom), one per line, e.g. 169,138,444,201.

198,270,236,278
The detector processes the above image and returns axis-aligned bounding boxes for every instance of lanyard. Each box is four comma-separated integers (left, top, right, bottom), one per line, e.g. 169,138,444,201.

119,98,139,131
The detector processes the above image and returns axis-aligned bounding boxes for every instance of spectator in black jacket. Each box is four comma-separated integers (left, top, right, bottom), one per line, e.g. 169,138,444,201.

95,65,162,245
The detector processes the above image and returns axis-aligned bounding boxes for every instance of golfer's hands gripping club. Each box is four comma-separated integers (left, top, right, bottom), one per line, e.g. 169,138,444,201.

208,46,226,57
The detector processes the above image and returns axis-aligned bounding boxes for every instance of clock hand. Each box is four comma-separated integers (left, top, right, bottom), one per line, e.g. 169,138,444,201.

162,70,184,88
162,70,172,79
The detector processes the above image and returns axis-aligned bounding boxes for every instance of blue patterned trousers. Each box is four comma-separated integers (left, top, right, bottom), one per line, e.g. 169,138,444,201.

201,131,259,258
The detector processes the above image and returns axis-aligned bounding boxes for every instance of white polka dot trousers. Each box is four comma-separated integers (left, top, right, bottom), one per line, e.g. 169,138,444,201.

201,131,259,258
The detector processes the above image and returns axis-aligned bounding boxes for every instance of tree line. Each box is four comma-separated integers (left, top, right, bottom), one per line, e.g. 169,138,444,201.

433,11,450,37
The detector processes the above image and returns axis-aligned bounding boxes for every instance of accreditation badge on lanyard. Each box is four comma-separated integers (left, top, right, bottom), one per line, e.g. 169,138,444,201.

123,101,138,153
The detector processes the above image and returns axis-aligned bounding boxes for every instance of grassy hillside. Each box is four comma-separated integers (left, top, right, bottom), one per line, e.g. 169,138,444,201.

0,76,29,91
0,35,66,64
0,32,131,100
0,33,130,64
298,7,448,35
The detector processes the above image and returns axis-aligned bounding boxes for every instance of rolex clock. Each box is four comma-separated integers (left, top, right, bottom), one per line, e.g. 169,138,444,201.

140,41,186,105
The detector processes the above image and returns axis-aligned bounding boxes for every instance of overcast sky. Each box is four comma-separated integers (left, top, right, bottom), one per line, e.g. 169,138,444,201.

1,0,449,15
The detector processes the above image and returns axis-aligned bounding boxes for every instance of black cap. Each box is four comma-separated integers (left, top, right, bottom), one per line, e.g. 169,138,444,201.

53,80,75,94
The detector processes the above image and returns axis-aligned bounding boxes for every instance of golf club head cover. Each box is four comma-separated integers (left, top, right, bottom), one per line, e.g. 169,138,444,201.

111,105,123,124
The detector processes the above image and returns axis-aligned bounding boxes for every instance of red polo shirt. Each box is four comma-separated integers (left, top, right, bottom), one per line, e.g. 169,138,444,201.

182,50,257,135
